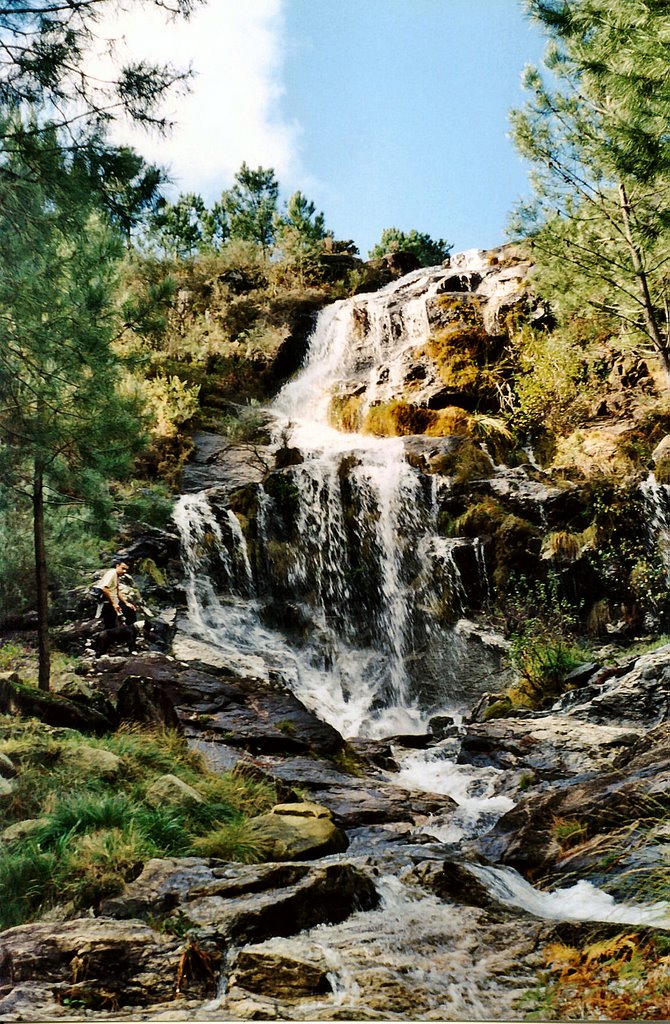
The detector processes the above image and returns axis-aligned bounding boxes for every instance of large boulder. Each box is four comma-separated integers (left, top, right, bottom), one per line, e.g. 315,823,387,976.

0,917,202,1015
457,714,641,783
62,744,121,780
477,722,670,879
552,645,670,729
116,676,182,732
102,858,379,946
245,802,349,861
229,944,332,999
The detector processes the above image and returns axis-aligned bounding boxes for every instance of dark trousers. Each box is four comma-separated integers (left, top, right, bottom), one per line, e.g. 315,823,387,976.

95,603,137,656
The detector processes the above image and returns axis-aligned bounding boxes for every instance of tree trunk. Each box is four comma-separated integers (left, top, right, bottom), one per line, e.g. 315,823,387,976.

33,459,51,691
618,182,670,384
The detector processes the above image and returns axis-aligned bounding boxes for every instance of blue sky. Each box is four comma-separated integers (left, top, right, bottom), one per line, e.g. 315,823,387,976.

107,0,546,256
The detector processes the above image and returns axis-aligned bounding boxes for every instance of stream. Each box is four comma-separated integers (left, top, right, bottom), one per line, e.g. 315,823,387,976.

171,254,670,1019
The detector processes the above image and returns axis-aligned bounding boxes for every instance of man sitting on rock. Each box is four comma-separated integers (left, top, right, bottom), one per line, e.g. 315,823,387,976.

93,560,138,657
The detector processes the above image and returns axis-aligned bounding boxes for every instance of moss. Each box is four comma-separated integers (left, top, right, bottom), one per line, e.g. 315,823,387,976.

492,515,543,591
452,497,507,537
263,472,301,532
136,558,166,585
586,598,613,636
228,484,259,522
542,525,598,564
329,393,364,433
655,454,670,484
362,400,434,437
264,539,296,586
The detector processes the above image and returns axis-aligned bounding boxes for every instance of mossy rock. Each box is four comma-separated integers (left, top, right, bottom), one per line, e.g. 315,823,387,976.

246,804,348,861
492,514,543,590
263,472,302,532
453,497,506,537
145,774,204,809
0,677,113,735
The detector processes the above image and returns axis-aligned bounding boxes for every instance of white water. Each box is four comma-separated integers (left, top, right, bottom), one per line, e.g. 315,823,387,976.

471,864,670,929
641,471,670,575
174,257,498,741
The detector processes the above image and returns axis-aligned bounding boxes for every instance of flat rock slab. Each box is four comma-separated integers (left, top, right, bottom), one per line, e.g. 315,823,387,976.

458,714,642,781
554,645,670,729
102,857,378,946
253,755,457,827
88,651,345,758
181,433,274,494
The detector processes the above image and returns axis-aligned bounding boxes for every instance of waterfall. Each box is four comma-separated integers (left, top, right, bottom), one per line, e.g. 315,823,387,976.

641,471,670,575
175,256,500,737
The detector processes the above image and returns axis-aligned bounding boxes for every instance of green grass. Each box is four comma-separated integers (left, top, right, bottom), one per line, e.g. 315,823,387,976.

0,718,278,928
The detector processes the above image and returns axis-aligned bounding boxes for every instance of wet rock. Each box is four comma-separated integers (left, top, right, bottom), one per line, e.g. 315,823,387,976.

187,737,249,774
116,676,182,733
184,683,345,758
347,737,399,771
246,802,349,861
474,466,576,528
402,435,467,474
428,715,458,740
435,619,514,708
85,649,344,758
250,755,456,828
114,526,181,567
458,714,641,781
404,859,510,914
552,644,670,728
181,432,274,494
102,858,379,945
477,721,670,878
0,918,187,1013
230,944,332,998
0,751,17,778
145,774,204,809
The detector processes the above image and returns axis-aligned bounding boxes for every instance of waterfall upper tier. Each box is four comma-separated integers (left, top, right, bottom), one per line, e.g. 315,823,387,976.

173,249,534,738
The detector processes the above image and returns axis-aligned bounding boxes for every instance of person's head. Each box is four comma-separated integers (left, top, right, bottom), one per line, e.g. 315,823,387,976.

114,561,129,576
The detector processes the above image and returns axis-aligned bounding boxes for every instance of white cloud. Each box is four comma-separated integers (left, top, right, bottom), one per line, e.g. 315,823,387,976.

95,0,299,200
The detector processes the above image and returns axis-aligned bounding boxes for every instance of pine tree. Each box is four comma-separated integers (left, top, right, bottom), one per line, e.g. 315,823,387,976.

222,163,280,255
510,0,670,381
368,227,451,267
0,124,145,690
273,191,331,284
0,1,200,145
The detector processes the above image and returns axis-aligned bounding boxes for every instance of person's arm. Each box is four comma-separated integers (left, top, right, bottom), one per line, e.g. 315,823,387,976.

118,581,136,612
100,584,121,614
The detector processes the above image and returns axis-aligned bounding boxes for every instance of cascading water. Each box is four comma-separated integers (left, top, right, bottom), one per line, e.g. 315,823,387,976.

174,259,495,741
641,471,670,576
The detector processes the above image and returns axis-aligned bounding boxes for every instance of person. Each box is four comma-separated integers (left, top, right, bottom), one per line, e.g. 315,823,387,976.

93,560,138,657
